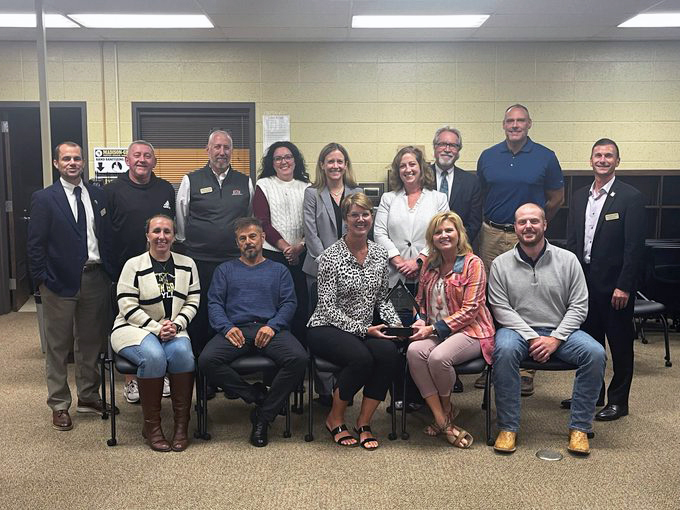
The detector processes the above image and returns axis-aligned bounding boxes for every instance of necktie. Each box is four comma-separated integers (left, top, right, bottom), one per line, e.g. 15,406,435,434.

74,186,87,242
439,170,449,197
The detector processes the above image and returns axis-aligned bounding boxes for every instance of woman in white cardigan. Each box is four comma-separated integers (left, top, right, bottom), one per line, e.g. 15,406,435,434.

374,146,449,289
112,214,200,452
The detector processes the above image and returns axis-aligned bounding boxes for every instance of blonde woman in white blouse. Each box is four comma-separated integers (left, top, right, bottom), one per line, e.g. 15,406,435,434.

374,146,449,289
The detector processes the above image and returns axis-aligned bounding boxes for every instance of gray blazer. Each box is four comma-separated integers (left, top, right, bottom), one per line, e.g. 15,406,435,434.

302,185,363,277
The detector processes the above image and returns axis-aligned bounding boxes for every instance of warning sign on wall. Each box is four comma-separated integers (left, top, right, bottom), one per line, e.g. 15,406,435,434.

93,148,128,179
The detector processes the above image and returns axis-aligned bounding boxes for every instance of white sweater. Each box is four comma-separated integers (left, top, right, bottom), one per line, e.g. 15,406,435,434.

256,176,309,252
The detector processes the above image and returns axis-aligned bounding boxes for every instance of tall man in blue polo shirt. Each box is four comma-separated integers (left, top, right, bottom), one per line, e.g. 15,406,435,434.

476,104,565,395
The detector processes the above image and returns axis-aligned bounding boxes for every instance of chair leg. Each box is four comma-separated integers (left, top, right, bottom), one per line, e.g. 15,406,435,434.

305,356,314,442
107,359,117,446
388,379,397,440
193,370,211,441
401,358,409,440
485,365,493,446
660,314,672,367
283,394,292,438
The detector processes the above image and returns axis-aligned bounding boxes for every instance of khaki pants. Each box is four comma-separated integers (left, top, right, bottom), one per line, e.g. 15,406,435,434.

41,267,111,411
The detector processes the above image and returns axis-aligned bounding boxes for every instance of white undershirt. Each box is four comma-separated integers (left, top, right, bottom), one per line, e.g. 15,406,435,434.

59,177,101,263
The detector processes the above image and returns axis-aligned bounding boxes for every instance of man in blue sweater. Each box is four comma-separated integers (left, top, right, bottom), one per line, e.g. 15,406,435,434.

198,217,308,447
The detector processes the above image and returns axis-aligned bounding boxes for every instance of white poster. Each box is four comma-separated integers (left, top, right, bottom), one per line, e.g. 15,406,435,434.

262,115,290,154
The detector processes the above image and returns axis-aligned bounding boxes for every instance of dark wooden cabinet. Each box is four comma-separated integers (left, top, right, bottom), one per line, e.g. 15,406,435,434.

546,170,680,241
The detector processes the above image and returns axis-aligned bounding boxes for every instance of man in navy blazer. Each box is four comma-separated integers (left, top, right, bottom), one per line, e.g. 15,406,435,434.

566,138,645,421
27,141,115,431
429,126,482,243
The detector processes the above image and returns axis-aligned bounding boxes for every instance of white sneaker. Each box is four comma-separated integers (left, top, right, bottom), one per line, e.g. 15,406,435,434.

123,379,139,404
163,376,171,397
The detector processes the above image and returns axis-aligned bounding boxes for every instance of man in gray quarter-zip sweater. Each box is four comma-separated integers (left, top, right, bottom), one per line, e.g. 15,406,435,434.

487,203,605,456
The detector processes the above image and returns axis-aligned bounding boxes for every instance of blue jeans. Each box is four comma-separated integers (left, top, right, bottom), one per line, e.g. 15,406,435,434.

493,327,606,433
119,333,195,378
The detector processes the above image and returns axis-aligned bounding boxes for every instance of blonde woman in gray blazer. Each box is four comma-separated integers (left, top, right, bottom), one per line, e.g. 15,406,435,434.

303,143,363,288
112,214,200,452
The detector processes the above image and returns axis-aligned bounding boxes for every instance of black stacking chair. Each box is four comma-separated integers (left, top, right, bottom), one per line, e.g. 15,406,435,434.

195,355,292,440
485,358,579,446
100,343,137,446
304,353,398,442
634,292,672,367
399,355,491,442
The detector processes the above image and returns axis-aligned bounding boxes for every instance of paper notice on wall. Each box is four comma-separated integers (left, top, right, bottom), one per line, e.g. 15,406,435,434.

93,148,128,179
263,115,290,154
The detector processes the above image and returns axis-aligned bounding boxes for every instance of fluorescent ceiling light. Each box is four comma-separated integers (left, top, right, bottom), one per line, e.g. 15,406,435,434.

352,15,489,29
68,14,213,29
618,13,680,27
0,13,79,28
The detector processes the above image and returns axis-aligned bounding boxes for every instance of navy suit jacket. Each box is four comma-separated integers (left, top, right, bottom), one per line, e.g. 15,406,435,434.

430,164,482,242
566,178,645,296
27,180,114,297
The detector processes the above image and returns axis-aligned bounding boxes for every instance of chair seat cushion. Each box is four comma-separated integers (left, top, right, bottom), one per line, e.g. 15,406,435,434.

231,355,277,374
634,299,666,315
453,357,487,374
113,352,138,375
314,356,342,373
520,358,577,371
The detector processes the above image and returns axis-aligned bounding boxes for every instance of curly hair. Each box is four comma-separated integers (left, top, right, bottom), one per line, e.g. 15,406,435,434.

258,141,310,182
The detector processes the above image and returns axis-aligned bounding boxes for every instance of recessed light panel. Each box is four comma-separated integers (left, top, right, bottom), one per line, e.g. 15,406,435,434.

619,13,680,28
68,14,213,29
0,13,79,28
352,15,489,29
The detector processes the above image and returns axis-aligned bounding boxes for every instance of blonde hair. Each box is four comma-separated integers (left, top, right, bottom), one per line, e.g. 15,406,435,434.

425,211,472,266
312,142,358,189
341,192,373,220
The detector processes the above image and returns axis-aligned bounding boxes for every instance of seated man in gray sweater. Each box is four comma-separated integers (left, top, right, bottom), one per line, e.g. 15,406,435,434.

488,203,605,456
198,217,308,447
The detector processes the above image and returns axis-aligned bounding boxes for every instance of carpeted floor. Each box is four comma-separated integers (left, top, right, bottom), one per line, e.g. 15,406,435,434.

1,311,679,510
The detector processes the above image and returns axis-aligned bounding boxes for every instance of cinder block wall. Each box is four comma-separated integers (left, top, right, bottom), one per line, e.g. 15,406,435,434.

1,40,679,181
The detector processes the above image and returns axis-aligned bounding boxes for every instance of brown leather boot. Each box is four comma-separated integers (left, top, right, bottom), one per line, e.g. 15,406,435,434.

169,371,194,452
137,377,171,452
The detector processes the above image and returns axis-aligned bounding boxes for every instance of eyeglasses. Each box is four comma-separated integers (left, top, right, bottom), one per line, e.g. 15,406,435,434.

435,142,461,150
273,154,294,163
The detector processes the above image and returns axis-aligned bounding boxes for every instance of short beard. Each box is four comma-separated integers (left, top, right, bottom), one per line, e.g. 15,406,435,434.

436,154,457,169
242,247,258,260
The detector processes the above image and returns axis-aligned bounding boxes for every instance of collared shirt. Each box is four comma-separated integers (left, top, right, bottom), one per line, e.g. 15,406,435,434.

434,164,455,201
175,165,254,242
476,137,564,224
517,241,548,268
583,177,615,263
59,177,101,263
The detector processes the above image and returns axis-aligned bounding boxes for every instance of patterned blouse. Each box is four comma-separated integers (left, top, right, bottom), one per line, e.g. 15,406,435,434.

308,237,402,337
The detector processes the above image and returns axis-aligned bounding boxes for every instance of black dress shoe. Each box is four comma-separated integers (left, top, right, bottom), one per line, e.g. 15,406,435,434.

560,397,604,409
453,377,464,393
205,385,216,400
249,408,269,447
595,403,628,421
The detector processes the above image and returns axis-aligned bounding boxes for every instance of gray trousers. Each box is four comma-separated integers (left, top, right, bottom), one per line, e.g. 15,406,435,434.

41,266,111,411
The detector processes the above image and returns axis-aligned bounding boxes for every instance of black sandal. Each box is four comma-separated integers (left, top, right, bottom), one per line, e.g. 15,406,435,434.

326,423,358,447
354,425,379,450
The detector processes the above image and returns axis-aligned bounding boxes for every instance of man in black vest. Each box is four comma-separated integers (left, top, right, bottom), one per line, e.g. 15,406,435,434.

176,130,254,360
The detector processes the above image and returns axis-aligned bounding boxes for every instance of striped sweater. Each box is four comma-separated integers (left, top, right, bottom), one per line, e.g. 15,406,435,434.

111,251,200,352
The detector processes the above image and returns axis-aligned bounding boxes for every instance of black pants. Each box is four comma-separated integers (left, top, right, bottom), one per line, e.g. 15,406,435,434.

582,288,635,406
188,259,229,357
307,326,398,402
197,324,308,422
263,249,309,346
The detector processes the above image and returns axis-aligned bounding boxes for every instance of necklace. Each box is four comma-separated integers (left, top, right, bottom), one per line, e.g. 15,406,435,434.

329,186,344,198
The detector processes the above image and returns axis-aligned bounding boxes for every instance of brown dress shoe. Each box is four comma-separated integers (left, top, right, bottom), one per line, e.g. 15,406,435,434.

52,410,73,431
493,430,517,453
567,429,590,456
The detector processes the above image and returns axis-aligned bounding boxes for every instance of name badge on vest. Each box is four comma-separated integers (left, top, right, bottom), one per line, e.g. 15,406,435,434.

605,212,619,221
232,189,242,196
200,186,213,194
